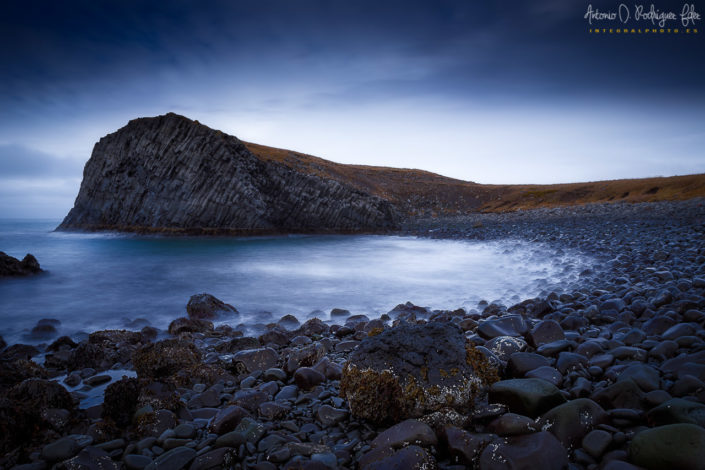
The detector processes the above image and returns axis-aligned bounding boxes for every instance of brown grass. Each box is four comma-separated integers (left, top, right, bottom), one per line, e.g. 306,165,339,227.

244,142,705,215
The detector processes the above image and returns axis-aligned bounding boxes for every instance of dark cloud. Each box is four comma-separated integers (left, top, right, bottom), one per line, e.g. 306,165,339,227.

1,0,702,119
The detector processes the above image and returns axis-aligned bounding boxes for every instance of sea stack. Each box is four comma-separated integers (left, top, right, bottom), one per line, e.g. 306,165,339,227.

58,113,399,234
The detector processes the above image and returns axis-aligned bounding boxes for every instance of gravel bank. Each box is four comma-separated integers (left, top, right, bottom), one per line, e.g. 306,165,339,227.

1,199,704,469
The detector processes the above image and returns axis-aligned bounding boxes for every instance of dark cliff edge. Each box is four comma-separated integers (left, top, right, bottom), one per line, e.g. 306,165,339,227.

58,113,399,235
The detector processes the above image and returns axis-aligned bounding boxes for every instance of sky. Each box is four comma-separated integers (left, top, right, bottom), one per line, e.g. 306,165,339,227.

1,0,704,218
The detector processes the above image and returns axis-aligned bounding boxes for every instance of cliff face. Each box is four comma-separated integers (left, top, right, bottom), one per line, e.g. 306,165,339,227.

58,113,399,234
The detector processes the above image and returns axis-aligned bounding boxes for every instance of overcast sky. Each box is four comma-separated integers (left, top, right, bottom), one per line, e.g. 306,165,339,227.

1,0,703,218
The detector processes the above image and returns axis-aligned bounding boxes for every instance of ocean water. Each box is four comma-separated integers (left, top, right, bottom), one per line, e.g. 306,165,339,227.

0,219,592,345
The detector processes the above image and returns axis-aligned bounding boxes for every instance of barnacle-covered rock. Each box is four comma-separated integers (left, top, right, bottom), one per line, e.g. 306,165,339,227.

340,321,497,424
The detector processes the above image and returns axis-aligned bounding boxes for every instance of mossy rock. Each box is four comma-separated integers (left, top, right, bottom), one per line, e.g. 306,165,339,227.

132,339,201,379
340,321,497,424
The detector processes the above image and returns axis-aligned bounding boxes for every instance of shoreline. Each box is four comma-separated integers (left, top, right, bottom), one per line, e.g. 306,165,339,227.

2,198,705,468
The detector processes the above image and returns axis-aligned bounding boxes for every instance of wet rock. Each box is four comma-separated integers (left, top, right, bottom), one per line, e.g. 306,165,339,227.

316,404,349,427
507,352,550,378
263,367,287,382
443,427,495,466
103,377,139,427
0,251,43,276
216,336,260,353
647,398,705,427
556,352,587,375
340,322,497,424
84,374,111,387
487,412,540,436
477,315,528,339
581,429,612,459
629,423,705,470
527,320,565,347
214,431,246,448
489,378,566,418
295,318,330,337
371,419,437,450
538,398,609,449
485,336,527,361
230,348,279,375
209,405,250,434
592,379,646,410
234,417,266,443
29,319,59,340
186,293,237,320
0,358,47,389
124,454,153,470
525,366,562,387
479,431,568,470
617,364,660,392
259,401,290,420
144,445,196,470
360,445,435,470
1,343,40,362
1,378,75,453
312,357,343,381
285,343,326,374
137,409,176,438
60,446,119,469
330,308,350,318
294,367,325,390
259,327,291,347
133,339,201,379
167,317,213,335
232,389,268,413
41,436,86,462
189,447,237,470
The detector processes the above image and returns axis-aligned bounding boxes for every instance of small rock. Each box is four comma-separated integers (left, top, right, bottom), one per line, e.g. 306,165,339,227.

370,419,437,450
144,446,196,470
582,429,612,458
538,398,609,449
41,436,83,462
479,431,568,470
208,406,250,434
124,454,153,470
487,412,540,436
316,405,349,427
489,378,566,418
294,367,325,389
360,445,435,470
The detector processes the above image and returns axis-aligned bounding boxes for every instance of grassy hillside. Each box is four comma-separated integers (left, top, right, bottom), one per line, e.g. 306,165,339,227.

244,142,705,216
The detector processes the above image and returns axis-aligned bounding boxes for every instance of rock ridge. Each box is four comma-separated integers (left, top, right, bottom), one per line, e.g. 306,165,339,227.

58,113,399,234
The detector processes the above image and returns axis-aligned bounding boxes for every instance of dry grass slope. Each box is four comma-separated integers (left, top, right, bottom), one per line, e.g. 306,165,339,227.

244,142,705,216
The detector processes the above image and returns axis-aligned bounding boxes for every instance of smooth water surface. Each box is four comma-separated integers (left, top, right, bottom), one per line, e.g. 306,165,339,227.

0,219,593,344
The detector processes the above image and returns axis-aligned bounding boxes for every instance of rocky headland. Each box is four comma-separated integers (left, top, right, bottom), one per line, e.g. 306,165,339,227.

57,113,705,234
3,198,705,469
57,113,398,235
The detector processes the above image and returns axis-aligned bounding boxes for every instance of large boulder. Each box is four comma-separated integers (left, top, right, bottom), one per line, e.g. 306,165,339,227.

340,321,498,424
0,379,75,454
133,339,201,379
187,293,238,320
0,251,43,277
629,423,705,470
